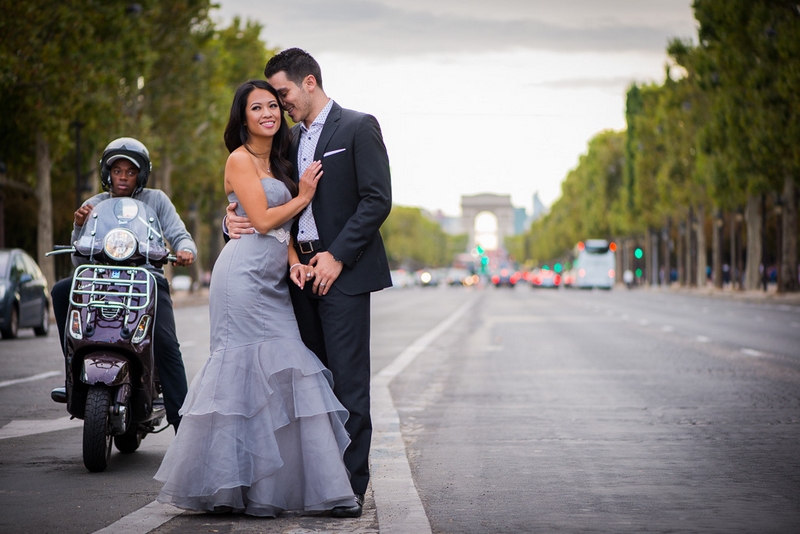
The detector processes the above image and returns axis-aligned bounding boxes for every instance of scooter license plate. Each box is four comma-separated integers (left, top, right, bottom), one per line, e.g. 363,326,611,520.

111,269,121,279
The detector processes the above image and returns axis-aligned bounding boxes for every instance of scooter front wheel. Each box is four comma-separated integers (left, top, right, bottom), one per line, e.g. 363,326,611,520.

83,386,112,472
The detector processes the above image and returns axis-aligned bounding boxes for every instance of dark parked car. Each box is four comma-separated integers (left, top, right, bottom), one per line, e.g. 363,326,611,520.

0,248,50,339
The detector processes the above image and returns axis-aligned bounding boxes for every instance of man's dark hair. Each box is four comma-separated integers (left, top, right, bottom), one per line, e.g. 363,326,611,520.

264,48,324,90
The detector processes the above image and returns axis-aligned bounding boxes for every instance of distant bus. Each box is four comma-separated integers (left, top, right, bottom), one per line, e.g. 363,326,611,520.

573,239,616,289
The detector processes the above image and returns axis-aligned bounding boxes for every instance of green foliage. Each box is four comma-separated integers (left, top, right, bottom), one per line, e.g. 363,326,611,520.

0,1,274,273
527,130,625,263
380,206,466,269
520,0,799,269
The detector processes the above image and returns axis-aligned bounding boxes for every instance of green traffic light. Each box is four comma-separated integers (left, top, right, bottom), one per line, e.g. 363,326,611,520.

635,268,642,277
634,248,643,259
554,263,562,273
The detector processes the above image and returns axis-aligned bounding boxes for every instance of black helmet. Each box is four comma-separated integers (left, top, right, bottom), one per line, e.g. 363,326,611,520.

99,137,152,195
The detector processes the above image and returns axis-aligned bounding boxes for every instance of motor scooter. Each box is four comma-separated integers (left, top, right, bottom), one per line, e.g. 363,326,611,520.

48,196,176,472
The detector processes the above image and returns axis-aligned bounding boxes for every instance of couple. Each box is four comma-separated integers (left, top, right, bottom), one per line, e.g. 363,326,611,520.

154,48,392,518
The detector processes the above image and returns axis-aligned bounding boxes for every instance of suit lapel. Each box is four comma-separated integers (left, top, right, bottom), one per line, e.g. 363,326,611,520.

290,125,302,181
314,102,341,159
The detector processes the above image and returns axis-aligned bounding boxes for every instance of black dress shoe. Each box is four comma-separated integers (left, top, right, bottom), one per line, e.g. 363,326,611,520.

331,493,364,518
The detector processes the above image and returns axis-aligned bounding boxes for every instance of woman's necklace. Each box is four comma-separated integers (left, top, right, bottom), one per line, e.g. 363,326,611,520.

246,145,272,176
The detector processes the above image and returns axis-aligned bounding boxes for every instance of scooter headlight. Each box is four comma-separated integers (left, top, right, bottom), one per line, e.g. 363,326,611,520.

103,228,137,261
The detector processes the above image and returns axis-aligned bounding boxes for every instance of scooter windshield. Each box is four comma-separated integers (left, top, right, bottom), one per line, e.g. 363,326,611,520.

73,197,170,263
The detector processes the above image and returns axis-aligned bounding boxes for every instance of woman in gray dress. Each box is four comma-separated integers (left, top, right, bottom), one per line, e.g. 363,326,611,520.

155,80,354,517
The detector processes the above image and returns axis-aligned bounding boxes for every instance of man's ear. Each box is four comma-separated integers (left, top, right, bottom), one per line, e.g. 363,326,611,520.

304,74,318,93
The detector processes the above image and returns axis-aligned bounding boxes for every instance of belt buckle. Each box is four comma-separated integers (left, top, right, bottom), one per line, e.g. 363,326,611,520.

299,241,314,254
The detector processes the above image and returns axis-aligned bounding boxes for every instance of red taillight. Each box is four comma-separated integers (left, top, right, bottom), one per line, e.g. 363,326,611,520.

554,274,562,285
608,269,615,278
492,275,500,284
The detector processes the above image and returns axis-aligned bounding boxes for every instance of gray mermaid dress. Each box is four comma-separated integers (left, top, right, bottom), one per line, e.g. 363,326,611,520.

155,178,353,516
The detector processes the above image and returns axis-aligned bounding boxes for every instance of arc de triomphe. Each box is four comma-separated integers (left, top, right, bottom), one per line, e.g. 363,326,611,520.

461,193,515,251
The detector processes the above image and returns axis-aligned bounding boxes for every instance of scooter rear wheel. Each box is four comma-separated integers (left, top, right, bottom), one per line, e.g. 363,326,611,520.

83,386,112,472
114,431,142,453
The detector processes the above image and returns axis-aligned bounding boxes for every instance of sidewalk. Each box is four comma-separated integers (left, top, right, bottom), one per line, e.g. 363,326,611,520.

170,287,210,309
638,282,800,307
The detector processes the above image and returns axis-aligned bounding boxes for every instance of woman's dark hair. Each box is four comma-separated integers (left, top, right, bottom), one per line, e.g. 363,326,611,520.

223,80,296,196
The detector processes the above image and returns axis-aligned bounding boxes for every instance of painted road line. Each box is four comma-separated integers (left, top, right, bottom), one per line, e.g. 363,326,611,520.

0,370,60,389
0,416,80,440
371,295,478,534
92,500,183,534
741,348,763,357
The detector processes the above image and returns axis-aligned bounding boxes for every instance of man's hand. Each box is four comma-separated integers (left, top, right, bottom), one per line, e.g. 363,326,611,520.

74,204,94,227
225,202,255,239
309,251,343,296
173,250,195,267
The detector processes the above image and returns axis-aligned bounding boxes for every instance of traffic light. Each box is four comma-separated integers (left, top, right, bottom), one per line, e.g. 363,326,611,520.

634,247,643,259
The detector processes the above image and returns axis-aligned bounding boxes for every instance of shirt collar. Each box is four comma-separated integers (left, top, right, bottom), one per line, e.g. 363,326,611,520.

301,99,334,132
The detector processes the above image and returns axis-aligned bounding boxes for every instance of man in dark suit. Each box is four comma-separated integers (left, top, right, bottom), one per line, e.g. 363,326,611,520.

227,48,392,517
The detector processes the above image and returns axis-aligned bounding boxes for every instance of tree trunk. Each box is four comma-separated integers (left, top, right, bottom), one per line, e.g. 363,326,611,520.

780,175,799,292
662,218,671,286
35,130,55,291
650,229,659,286
685,207,695,287
712,209,723,289
696,204,707,288
744,193,762,290
677,221,686,286
158,153,174,281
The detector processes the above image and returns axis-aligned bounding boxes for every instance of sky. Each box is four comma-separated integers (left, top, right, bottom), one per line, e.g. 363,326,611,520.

212,0,698,216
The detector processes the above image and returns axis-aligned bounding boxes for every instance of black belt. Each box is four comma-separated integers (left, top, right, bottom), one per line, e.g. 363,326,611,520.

297,240,324,254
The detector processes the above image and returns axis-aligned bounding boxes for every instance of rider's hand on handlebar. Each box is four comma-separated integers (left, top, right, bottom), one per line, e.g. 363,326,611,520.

225,202,255,239
74,204,94,227
173,250,195,267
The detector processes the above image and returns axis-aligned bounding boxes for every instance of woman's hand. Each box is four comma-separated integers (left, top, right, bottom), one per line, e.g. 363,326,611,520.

297,161,323,204
289,262,314,288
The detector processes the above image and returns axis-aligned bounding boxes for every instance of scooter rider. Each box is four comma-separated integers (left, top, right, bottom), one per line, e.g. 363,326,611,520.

51,137,196,432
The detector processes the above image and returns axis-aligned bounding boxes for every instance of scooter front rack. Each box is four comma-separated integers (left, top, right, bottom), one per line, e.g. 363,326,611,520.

69,265,156,314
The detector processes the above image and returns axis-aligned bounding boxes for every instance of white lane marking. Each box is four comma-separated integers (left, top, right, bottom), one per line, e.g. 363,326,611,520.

92,500,183,534
741,348,763,357
0,416,81,440
370,295,477,534
696,336,711,343
0,370,60,389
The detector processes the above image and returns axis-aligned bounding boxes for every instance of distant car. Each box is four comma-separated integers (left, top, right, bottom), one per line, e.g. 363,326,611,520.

0,248,50,339
171,274,192,291
530,268,562,289
445,268,476,286
416,269,440,287
390,269,414,288
491,267,521,288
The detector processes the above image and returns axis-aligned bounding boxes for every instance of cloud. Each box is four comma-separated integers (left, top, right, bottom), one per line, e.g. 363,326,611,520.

215,0,696,57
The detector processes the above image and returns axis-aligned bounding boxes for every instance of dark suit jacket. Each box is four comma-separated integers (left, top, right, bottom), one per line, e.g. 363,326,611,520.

291,101,392,295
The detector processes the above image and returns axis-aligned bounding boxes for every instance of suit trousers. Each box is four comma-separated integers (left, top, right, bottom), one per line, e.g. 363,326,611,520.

51,275,189,428
288,271,372,495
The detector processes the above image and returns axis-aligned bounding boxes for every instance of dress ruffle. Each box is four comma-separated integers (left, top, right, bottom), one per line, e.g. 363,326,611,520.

154,338,354,516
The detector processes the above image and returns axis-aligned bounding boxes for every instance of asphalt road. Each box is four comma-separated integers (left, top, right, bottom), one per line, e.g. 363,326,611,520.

1,283,799,533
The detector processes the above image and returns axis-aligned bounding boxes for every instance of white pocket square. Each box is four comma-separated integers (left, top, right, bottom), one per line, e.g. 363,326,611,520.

323,148,346,157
